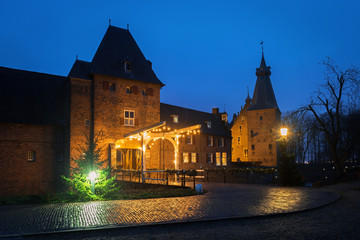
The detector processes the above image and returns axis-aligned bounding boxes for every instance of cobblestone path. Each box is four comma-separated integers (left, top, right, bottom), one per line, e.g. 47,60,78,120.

0,183,339,237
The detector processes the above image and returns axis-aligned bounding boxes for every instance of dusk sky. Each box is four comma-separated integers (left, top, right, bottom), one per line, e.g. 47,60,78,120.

0,0,359,121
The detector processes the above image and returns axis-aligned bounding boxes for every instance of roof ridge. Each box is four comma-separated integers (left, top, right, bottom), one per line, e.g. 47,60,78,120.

161,102,214,115
0,66,66,79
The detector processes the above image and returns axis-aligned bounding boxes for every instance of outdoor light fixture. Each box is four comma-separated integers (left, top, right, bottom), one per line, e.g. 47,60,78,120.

280,128,288,136
89,171,98,194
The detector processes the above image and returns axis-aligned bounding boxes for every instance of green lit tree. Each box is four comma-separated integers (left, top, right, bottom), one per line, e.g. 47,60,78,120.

62,131,120,201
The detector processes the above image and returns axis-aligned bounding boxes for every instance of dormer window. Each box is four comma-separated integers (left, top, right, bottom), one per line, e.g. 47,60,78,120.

126,86,131,93
142,88,147,96
171,115,178,123
221,114,227,122
206,121,211,128
124,61,132,72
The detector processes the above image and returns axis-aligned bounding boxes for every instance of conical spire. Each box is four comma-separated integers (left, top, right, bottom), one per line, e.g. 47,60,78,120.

260,52,266,68
247,53,279,111
245,86,252,104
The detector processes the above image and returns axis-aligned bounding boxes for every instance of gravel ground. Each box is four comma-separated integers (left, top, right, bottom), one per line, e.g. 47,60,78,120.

6,181,360,240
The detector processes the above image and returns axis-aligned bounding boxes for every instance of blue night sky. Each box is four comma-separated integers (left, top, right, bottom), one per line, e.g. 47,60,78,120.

0,0,359,121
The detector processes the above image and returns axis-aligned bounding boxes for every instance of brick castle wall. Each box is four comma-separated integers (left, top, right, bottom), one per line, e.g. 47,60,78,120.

0,122,65,197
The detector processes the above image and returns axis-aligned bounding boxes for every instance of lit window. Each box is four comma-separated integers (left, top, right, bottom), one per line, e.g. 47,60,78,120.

126,87,131,93
244,149,248,158
207,153,213,163
222,152,227,166
216,152,221,166
191,153,197,163
207,136,213,146
221,114,227,121
186,135,192,145
27,151,36,161
183,152,189,163
219,137,224,147
172,115,178,123
206,121,211,128
124,110,135,126
124,61,131,72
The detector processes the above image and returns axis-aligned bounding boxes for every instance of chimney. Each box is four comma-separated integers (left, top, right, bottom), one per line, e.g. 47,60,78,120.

212,108,219,114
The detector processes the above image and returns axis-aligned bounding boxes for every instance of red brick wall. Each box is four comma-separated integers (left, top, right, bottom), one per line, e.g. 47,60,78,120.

0,122,65,197
69,75,161,170
69,78,92,169
246,108,281,166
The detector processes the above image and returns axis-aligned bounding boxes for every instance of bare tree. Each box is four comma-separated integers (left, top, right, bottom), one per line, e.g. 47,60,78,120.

297,57,359,174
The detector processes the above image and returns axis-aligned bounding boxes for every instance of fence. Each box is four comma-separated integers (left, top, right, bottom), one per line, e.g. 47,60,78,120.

115,168,276,187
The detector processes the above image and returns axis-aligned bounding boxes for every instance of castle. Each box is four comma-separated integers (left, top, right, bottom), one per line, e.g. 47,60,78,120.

0,26,279,196
230,53,281,167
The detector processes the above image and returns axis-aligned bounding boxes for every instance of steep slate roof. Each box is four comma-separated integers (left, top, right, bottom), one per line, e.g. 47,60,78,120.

160,103,230,137
89,26,164,85
68,60,92,80
0,66,67,125
247,54,279,111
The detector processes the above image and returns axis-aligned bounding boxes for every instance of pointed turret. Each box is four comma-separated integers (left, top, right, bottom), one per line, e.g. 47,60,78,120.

245,86,252,105
247,53,279,111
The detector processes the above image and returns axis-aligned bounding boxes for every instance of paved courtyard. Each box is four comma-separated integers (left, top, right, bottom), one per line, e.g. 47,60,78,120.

0,183,339,238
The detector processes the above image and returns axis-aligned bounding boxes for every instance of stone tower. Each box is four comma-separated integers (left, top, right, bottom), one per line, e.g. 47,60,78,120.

231,53,280,166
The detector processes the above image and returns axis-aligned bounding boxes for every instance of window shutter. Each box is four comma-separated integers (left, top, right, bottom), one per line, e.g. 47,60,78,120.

131,86,138,94
135,118,139,126
120,117,124,125
103,81,109,90
147,88,154,96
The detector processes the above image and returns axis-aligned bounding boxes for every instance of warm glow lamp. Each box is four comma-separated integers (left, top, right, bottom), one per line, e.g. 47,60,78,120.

280,128,288,136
